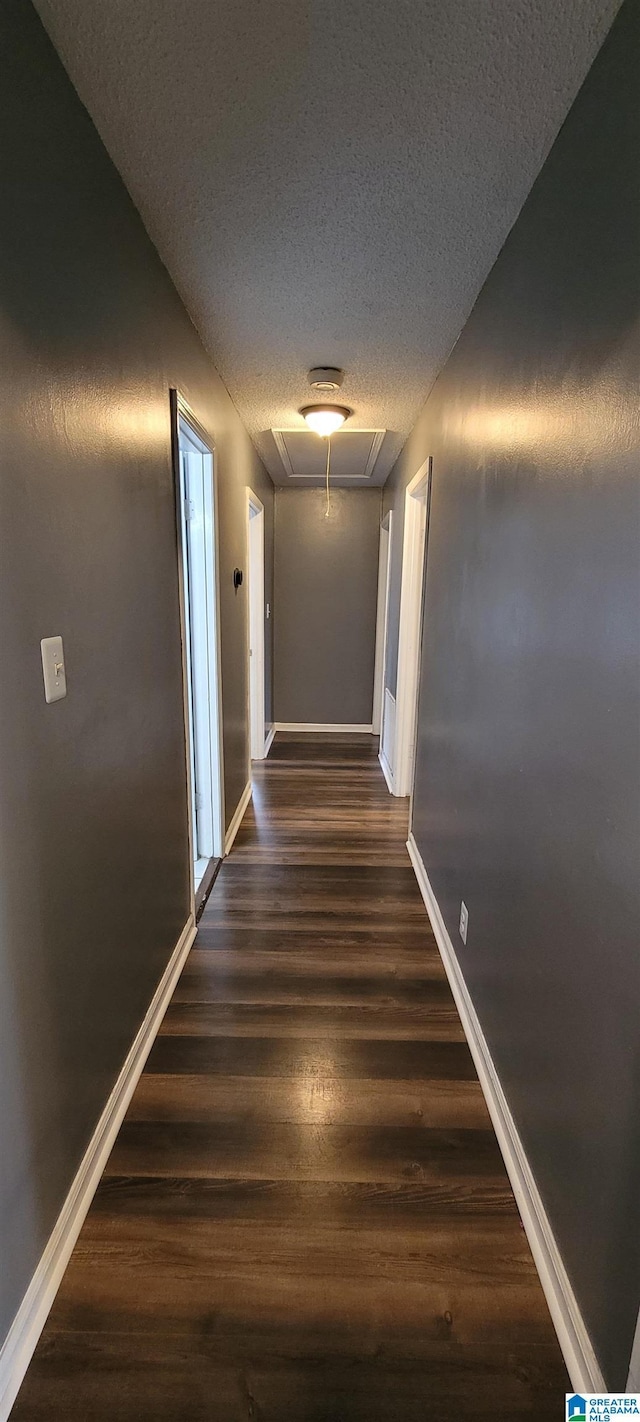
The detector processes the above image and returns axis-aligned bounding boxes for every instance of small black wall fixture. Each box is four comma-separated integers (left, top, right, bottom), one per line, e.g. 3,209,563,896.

233,567,243,592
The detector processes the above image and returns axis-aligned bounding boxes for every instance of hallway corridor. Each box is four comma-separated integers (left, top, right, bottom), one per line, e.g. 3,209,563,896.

13,735,568,1419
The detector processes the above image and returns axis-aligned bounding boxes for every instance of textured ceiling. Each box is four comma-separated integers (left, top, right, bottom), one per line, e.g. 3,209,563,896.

35,0,620,485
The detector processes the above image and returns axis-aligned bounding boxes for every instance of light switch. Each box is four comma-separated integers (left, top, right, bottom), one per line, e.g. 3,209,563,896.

40,636,67,703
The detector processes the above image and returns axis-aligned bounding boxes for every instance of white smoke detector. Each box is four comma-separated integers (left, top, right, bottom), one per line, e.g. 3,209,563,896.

308,367,344,393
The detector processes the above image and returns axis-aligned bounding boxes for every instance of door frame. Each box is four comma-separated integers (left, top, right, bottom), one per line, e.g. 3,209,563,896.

170,389,225,911
628,1308,640,1390
246,488,267,762
392,457,432,798
372,510,393,735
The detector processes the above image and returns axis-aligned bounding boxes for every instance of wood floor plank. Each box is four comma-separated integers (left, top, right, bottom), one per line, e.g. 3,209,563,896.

126,1073,490,1129
192,930,441,960
91,1175,517,1221
11,731,568,1419
145,1034,479,1079
13,1333,567,1422
180,945,446,982
62,1213,538,1289
160,1000,467,1040
46,1249,555,1348
173,965,450,1004
104,1119,506,1183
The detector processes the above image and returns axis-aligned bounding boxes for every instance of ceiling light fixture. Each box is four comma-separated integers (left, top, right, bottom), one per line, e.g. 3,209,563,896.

300,404,351,438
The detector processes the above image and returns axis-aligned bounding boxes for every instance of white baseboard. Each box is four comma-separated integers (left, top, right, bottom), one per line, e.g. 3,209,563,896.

378,747,394,794
263,725,276,757
274,722,374,733
0,913,197,1422
224,779,252,855
406,832,605,1395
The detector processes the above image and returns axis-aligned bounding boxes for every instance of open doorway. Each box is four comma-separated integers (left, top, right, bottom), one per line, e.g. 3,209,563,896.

246,489,268,761
386,457,432,798
372,510,393,736
172,393,225,902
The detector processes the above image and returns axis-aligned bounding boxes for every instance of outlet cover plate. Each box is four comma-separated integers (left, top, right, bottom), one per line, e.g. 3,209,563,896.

40,636,67,703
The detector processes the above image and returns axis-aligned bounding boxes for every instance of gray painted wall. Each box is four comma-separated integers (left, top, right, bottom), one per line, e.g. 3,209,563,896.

274,488,381,724
384,0,639,1387
0,0,273,1356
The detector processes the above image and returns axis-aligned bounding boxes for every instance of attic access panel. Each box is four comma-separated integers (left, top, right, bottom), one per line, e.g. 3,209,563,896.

272,428,386,480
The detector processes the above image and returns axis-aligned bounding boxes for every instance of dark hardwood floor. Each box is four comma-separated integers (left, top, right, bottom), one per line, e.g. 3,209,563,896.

12,733,568,1419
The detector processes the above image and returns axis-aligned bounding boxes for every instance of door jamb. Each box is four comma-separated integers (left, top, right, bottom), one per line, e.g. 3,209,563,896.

170,389,225,913
246,488,266,763
373,510,393,736
627,1308,640,1390
392,456,432,798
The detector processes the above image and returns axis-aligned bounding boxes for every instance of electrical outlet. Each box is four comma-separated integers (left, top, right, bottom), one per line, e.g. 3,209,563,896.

459,901,469,945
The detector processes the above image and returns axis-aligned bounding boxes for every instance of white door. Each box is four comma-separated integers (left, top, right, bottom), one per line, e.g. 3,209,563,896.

178,414,224,887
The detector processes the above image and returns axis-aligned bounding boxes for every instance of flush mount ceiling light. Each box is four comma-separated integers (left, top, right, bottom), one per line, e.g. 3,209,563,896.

300,404,351,437
299,370,351,517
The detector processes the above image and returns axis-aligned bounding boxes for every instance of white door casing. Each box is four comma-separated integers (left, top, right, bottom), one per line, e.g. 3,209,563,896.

372,510,393,736
175,397,225,897
246,489,266,760
390,457,431,798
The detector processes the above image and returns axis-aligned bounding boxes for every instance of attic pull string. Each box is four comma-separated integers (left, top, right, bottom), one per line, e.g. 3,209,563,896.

325,434,332,517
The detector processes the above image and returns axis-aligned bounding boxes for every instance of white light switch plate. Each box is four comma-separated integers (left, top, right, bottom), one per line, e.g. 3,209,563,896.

459,901,469,945
40,636,67,703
